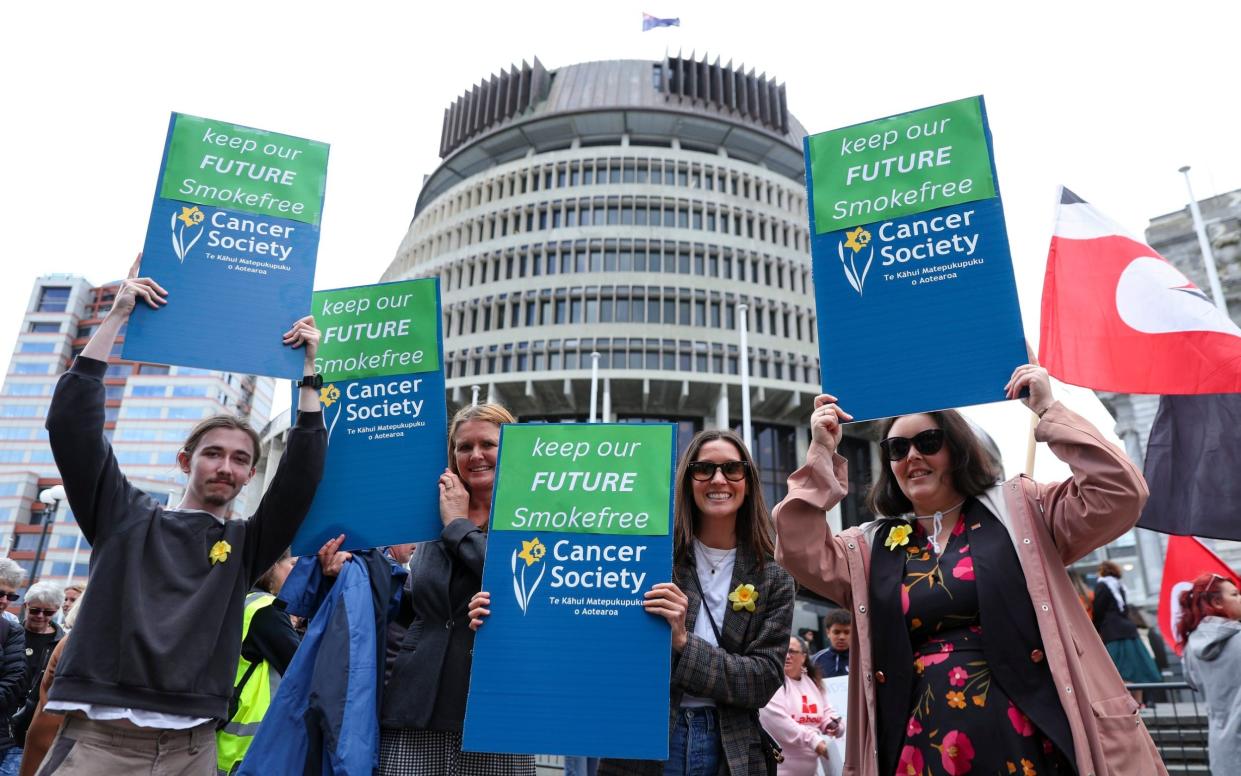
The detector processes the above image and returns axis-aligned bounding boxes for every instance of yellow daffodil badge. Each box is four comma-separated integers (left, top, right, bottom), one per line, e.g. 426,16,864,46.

885,524,913,551
209,540,232,565
728,583,759,612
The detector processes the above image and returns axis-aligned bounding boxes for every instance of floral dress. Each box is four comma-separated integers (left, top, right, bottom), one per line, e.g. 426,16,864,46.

895,515,1075,776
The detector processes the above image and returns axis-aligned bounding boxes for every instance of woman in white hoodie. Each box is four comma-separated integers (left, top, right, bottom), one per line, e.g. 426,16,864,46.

1178,572,1241,776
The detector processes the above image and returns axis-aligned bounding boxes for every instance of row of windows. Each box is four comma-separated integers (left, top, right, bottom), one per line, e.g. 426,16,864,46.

0,405,43,418
113,427,191,442
4,383,50,397
17,341,57,354
447,340,820,384
435,239,812,295
415,194,810,262
36,287,71,313
116,450,179,466
419,154,806,232
0,428,48,441
444,285,815,343
0,482,23,496
121,406,212,420
0,449,55,464
129,385,213,399
46,562,91,579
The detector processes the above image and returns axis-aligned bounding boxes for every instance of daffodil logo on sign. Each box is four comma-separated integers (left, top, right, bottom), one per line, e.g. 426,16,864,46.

170,205,206,263
729,583,758,612
838,225,874,296
320,385,341,408
512,536,548,613
318,384,348,443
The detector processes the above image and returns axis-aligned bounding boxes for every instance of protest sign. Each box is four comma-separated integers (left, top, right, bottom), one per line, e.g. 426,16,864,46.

289,279,446,555
464,423,675,760
804,96,1026,422
124,113,329,378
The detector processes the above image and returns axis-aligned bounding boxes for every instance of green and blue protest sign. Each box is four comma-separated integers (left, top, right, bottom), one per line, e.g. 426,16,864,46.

289,279,446,555
124,113,329,378
805,96,1026,421
464,423,675,760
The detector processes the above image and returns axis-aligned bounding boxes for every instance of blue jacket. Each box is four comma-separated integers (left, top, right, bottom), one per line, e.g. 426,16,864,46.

237,552,405,776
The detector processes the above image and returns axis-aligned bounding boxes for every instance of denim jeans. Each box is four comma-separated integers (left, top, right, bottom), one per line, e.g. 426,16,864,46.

0,747,22,776
663,707,721,776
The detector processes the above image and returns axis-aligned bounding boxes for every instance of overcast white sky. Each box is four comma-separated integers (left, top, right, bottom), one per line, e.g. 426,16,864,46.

3,0,1237,479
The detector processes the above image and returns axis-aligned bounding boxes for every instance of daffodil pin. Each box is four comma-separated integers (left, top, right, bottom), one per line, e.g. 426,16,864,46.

728,583,758,612
885,524,912,551
209,540,232,565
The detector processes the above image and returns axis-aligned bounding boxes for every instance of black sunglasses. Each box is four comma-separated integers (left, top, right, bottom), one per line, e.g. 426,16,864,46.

0,593,17,602
687,460,749,482
879,429,945,461
26,608,56,617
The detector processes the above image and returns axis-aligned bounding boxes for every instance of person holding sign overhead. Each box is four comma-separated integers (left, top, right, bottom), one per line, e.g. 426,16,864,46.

35,257,326,776
773,365,1168,776
380,403,534,776
589,429,795,776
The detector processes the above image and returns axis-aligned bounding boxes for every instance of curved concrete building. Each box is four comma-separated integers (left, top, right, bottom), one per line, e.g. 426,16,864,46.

382,55,873,516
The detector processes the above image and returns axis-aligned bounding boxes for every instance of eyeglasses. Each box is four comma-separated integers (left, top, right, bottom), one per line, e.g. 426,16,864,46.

26,608,56,617
879,429,945,461
787,649,804,656
687,460,748,482
0,593,18,602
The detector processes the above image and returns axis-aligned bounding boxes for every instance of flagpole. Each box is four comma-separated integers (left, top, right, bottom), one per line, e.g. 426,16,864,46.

737,303,752,451
1023,410,1038,477
589,351,601,423
1179,165,1228,313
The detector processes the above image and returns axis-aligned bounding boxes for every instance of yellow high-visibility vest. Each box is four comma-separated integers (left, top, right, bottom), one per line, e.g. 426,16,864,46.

216,591,282,775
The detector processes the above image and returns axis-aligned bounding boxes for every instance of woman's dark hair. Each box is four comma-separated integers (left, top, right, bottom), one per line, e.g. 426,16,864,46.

1176,573,1235,647
793,635,822,683
1098,560,1123,579
866,410,1001,516
673,429,773,569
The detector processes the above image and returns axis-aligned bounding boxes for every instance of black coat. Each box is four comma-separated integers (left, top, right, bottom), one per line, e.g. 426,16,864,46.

12,622,61,745
0,619,26,751
1092,581,1140,643
380,518,486,732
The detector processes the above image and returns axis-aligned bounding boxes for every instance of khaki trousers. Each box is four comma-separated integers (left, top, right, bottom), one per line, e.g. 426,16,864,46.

34,716,216,776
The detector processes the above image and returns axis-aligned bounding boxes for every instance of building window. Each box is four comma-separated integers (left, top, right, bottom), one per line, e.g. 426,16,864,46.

37,287,71,313
28,322,60,334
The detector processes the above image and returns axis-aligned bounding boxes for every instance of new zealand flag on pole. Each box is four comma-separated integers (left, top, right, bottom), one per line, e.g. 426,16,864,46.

642,12,679,30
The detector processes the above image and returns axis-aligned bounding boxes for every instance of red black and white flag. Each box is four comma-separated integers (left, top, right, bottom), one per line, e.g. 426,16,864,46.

1039,188,1241,539
1039,187,1241,394
1157,535,1239,655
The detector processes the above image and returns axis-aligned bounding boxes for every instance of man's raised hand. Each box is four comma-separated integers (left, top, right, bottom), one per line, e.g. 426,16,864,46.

108,253,167,320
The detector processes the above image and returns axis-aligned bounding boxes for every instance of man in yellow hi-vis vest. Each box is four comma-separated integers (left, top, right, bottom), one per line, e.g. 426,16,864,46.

218,553,299,774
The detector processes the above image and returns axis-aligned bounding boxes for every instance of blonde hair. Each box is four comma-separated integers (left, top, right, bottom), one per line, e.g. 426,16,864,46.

446,403,515,477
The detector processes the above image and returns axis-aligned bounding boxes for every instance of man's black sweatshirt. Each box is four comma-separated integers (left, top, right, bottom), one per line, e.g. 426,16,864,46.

45,357,326,719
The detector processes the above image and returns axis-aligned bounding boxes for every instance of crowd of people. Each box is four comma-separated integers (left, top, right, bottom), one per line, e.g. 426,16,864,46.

5,258,1241,776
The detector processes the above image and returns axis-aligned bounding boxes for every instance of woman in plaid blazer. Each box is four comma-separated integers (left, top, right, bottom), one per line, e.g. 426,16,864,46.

599,429,797,775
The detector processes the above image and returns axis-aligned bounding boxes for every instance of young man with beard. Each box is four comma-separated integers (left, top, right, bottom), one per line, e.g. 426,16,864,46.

35,260,327,775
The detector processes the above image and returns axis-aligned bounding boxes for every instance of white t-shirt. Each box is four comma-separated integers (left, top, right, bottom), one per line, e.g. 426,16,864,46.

681,539,737,709
44,701,210,729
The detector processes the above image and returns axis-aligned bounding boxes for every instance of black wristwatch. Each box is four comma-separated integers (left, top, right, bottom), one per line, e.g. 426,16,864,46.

298,373,324,390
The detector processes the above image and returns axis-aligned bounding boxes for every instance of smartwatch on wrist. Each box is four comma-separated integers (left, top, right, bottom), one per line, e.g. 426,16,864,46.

299,373,324,390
